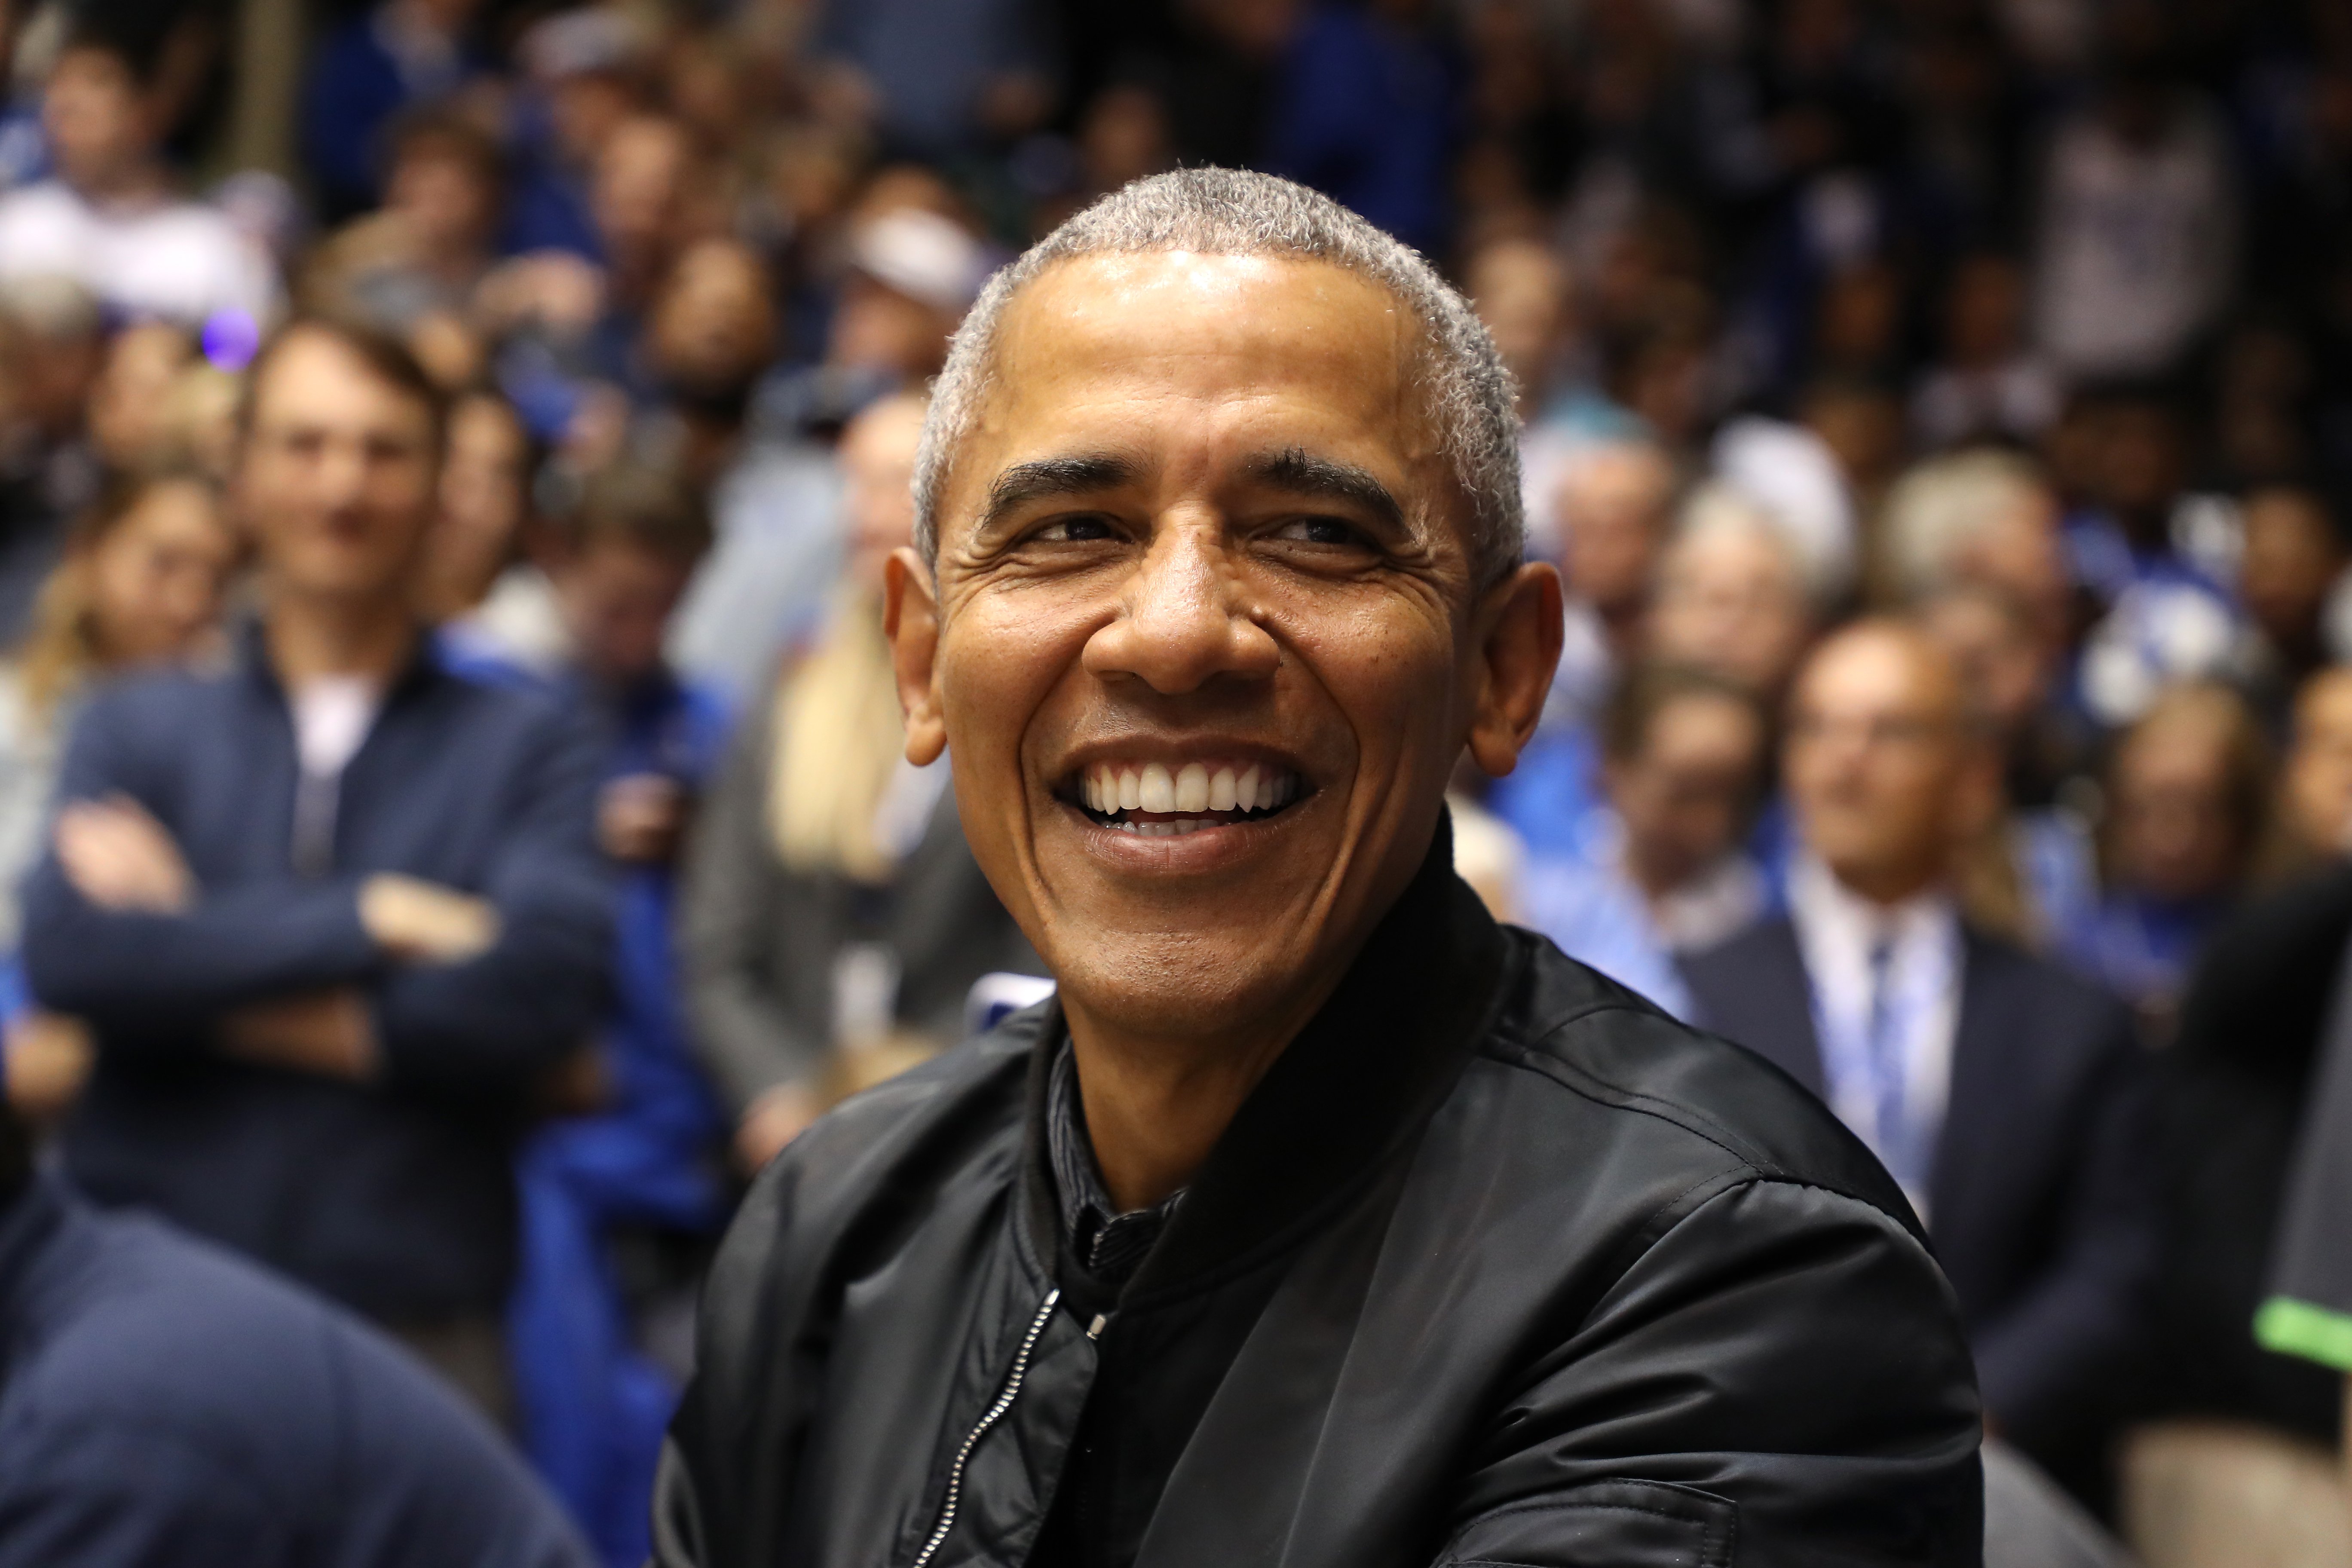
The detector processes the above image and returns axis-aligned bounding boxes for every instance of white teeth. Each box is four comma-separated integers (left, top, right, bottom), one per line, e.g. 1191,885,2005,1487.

1118,769,1140,812
1139,762,1176,814
1208,767,1237,811
1085,772,1102,812
1236,765,1261,812
1174,763,1209,813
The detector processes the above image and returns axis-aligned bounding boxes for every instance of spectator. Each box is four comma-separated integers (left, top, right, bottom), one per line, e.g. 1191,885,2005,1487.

508,463,728,1568
1913,254,2061,452
1464,233,1579,426
808,0,1052,159
307,110,508,388
1540,435,1676,728
2067,682,2269,1035
2236,484,2352,732
2031,14,2235,381
301,0,491,222
0,22,278,329
502,8,649,261
0,468,239,1127
0,1102,596,1568
681,392,1038,1173
18,316,611,1418
1681,620,2158,1501
1648,485,1820,703
0,276,105,636
1519,663,1770,1016
427,389,549,656
86,322,198,476
2272,667,2352,876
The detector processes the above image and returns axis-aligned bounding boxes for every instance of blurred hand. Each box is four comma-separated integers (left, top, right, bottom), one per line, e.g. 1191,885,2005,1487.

3,1010,93,1122
599,774,686,865
360,875,500,965
220,989,378,1081
56,795,195,913
735,1082,822,1173
473,251,607,339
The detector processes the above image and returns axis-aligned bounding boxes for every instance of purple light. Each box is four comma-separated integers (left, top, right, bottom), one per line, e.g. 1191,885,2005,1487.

201,309,260,372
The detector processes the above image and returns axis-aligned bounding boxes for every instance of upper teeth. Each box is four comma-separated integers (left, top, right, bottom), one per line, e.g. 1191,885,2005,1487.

1081,761,1299,816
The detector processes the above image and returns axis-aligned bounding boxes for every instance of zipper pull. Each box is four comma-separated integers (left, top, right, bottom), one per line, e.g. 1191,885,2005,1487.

1086,1312,1108,1341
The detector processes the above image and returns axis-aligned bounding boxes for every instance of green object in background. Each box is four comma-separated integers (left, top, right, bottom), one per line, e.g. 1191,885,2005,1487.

2254,1295,2352,1371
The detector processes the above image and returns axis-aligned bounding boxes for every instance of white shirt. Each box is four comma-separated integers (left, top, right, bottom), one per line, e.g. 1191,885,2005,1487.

0,180,279,327
288,676,383,873
1787,856,1962,1221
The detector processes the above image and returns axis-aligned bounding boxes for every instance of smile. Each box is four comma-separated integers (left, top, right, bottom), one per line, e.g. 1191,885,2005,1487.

1067,759,1308,836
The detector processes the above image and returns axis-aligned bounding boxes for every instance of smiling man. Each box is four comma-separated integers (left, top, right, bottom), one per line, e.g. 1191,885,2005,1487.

654,171,1981,1568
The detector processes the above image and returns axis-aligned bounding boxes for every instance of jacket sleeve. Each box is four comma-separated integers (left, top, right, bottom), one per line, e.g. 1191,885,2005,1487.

1966,1002,2159,1452
678,692,826,1115
0,1419,296,1568
370,698,613,1092
20,697,382,1041
1436,1178,1984,1568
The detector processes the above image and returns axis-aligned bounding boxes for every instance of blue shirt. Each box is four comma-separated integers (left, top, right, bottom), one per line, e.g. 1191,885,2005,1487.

0,1174,592,1568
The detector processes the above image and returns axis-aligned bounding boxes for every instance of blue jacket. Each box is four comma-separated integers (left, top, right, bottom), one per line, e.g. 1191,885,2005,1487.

20,625,611,1320
0,1173,593,1568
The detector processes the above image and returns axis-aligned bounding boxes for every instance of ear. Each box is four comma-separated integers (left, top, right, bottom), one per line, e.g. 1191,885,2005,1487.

1465,562,1564,779
885,546,947,767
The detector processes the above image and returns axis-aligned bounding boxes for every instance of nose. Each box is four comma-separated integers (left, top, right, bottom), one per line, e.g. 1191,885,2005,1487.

1083,517,1277,696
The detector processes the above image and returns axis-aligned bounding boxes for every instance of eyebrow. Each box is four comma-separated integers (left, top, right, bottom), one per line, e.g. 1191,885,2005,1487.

977,454,1140,534
1242,447,1406,533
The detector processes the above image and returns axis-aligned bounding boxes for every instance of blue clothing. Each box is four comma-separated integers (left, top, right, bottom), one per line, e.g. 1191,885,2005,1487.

0,1174,592,1568
1265,4,1458,255
1516,854,1696,1020
2061,893,2225,1018
20,625,611,1321
301,8,483,217
1486,725,1606,861
812,0,1046,156
508,667,730,1568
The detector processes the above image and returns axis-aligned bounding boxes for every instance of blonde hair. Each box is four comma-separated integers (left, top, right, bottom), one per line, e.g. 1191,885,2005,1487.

1881,449,2050,604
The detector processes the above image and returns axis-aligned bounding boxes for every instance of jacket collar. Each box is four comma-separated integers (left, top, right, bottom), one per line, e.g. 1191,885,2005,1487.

234,613,447,705
1020,809,1513,1308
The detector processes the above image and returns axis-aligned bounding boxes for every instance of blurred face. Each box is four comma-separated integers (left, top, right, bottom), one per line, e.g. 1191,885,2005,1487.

429,395,528,611
1607,692,1763,897
593,117,690,275
829,273,954,378
1556,444,1672,619
44,48,149,193
2110,709,2245,903
1920,591,2047,737
85,480,237,668
2101,404,2185,521
2240,490,2344,652
1786,626,1983,903
554,539,695,685
1950,486,2067,646
1467,239,1571,399
1649,523,1813,695
386,146,497,256
2286,671,2352,858
1946,257,2024,365
649,241,775,398
893,252,1558,1049
839,395,926,595
89,322,193,469
237,329,440,604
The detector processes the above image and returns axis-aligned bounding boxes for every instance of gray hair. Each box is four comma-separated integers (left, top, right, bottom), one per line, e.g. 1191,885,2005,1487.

912,168,1525,587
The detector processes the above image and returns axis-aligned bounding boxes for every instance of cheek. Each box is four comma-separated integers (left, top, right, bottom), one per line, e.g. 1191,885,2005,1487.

937,597,1093,780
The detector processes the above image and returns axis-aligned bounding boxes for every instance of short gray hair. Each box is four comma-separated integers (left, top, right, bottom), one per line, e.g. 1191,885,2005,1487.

912,168,1525,587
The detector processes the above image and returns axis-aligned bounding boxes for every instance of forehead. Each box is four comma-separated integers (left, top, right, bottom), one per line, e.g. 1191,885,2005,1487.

962,252,1433,487
250,332,432,435
1798,632,1952,715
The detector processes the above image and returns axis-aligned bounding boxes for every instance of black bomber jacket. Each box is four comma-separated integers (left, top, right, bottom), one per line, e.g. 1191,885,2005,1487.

653,826,1984,1568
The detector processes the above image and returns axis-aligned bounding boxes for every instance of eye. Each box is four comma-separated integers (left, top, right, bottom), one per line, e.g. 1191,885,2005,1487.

1030,513,1120,545
1268,515,1371,549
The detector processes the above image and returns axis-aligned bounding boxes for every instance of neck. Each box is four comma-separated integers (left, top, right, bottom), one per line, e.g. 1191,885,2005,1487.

1828,859,1945,911
265,587,418,687
68,156,163,204
1062,967,1348,1215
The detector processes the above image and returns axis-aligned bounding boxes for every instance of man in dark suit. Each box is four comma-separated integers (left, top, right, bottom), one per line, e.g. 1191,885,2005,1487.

1683,619,2157,1500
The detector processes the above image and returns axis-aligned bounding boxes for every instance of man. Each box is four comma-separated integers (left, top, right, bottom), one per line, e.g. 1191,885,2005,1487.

0,1102,594,1568
21,316,610,1415
1519,663,1770,1017
1681,622,2156,1500
653,169,1980,1568
0,21,277,328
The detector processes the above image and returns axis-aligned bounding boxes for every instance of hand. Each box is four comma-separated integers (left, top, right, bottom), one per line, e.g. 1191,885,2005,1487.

55,795,195,913
359,875,500,965
3,1010,93,1121
735,1082,822,1173
220,989,378,1081
599,774,686,865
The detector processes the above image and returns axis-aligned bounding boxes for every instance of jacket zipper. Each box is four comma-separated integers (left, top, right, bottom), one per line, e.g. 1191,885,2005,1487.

906,1288,1062,1568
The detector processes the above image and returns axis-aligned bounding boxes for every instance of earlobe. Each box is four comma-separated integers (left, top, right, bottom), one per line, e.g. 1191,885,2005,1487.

885,548,949,767
1465,563,1564,779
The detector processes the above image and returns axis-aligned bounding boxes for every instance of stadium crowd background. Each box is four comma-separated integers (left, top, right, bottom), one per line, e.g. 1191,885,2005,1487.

6,0,2352,1563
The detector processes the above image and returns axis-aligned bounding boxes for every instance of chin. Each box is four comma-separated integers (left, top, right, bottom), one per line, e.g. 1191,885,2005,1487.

1041,928,1309,1043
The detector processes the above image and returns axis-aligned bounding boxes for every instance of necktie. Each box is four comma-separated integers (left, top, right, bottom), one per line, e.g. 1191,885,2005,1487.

1866,935,1913,1193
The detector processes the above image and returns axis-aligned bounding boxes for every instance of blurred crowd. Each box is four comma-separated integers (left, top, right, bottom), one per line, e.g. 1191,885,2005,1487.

7,0,2352,1562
